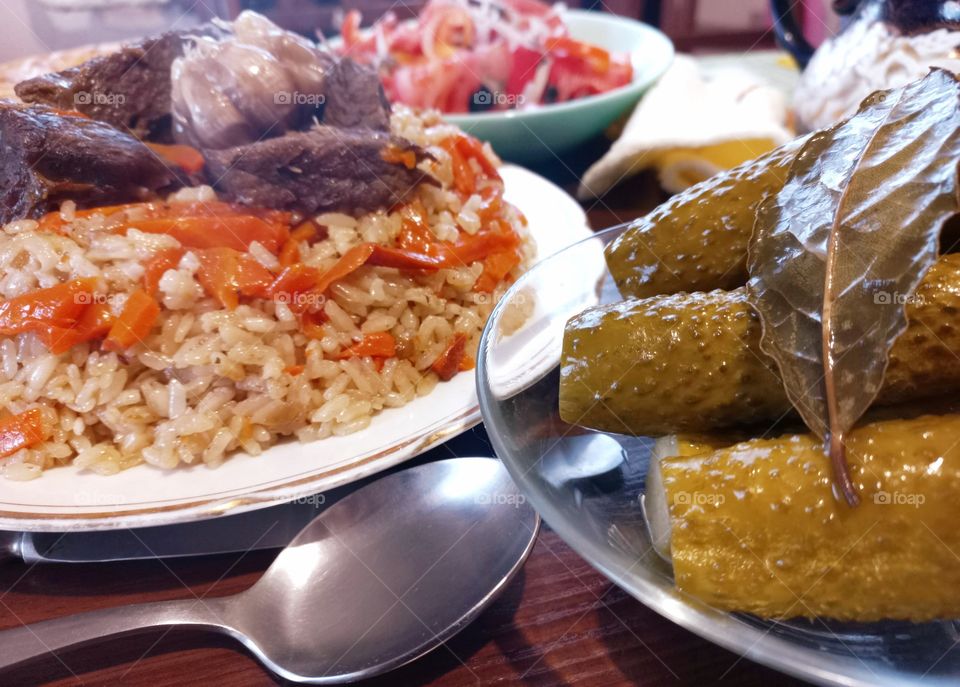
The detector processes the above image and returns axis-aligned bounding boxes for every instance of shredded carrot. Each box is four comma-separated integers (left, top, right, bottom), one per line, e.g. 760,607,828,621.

40,303,115,355
0,279,98,337
474,250,521,292
445,229,520,267
133,215,289,253
195,248,274,310
366,245,445,270
398,199,442,256
301,310,328,339
37,202,160,233
146,143,206,175
278,221,318,267
442,137,477,196
442,133,501,196
336,332,397,359
0,409,48,458
460,353,475,372
142,247,185,293
381,144,418,170
316,244,378,293
102,289,160,352
284,364,306,376
431,333,468,381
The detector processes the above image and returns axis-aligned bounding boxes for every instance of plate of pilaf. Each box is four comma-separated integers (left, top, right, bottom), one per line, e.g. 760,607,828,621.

0,11,590,530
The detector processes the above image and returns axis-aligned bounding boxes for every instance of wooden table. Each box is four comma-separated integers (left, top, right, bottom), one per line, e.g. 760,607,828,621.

0,150,807,687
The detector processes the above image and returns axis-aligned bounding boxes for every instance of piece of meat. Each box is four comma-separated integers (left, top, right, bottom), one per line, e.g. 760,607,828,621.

321,59,391,131
0,103,179,224
204,127,433,216
14,30,209,142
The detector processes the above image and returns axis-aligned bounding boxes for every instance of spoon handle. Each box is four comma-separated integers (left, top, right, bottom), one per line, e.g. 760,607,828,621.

0,596,232,670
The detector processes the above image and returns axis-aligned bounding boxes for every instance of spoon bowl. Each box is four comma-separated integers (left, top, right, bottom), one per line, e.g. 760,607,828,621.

0,457,539,684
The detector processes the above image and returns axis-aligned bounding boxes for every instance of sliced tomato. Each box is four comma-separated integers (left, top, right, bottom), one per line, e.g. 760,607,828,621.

423,3,476,59
102,289,161,352
195,248,274,310
505,45,543,99
546,36,611,74
547,50,632,102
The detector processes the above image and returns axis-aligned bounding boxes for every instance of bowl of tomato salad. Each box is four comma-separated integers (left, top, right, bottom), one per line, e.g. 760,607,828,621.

332,0,674,160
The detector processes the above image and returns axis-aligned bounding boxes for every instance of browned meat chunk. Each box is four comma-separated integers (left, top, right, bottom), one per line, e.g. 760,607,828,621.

204,127,432,216
321,59,390,131
0,103,178,224
14,31,203,142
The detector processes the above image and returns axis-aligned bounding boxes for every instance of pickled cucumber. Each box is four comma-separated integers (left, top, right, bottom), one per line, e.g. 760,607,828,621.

605,137,803,299
648,413,960,621
560,254,960,435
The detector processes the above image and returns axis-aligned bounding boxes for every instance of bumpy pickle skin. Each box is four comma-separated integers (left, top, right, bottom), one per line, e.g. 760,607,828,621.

604,138,803,299
560,254,960,435
661,413,960,622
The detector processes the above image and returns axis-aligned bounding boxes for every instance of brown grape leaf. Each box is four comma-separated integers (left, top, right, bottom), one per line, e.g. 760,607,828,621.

747,69,960,506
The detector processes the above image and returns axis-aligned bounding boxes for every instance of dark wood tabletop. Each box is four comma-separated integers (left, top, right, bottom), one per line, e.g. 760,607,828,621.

0,148,808,687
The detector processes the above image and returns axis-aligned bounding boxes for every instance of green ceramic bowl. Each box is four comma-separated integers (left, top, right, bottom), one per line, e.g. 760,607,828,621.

446,10,674,162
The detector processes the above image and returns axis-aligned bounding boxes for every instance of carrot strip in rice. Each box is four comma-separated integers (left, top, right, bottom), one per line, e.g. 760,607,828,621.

103,289,161,352
0,409,47,458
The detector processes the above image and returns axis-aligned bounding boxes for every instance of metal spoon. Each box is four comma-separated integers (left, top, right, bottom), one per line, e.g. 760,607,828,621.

0,457,539,683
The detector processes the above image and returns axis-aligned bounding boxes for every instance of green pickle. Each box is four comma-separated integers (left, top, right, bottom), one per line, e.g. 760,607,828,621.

604,137,803,299
657,413,960,621
560,254,960,435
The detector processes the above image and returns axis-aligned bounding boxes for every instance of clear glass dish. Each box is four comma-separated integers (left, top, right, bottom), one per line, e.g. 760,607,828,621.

476,223,960,687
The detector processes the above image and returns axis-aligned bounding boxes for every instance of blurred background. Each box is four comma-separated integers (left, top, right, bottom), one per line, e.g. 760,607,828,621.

0,0,838,61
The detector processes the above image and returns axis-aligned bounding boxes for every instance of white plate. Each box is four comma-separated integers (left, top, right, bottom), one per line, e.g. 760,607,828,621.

0,165,591,532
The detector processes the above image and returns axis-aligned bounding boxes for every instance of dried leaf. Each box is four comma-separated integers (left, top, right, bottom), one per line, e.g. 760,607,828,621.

747,69,960,506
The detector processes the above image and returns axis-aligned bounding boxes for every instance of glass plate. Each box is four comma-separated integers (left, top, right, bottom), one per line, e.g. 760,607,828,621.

477,223,960,687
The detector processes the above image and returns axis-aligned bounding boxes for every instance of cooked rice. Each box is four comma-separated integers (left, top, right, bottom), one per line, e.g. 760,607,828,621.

0,107,535,479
